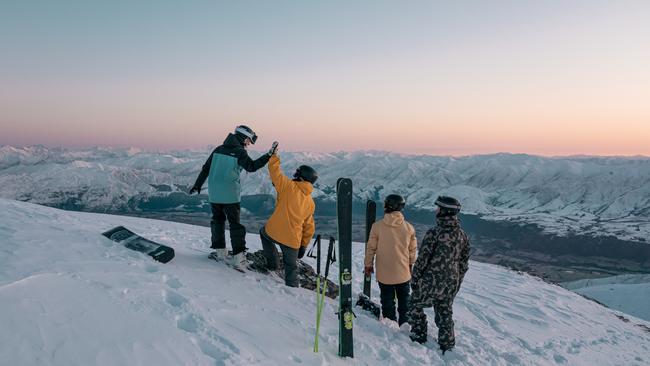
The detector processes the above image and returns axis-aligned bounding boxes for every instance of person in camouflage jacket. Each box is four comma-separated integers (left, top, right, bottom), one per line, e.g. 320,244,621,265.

408,196,470,354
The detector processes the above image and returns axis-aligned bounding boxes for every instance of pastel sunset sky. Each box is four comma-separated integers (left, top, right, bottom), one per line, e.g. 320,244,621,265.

1,1,649,156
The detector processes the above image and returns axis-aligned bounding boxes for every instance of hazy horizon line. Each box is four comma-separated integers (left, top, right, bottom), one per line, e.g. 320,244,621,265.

3,143,650,160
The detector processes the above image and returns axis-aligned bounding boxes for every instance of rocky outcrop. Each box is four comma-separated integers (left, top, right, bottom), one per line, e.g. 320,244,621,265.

246,250,339,299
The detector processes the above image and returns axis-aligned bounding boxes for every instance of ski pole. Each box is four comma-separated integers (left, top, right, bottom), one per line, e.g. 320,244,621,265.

315,236,336,352
314,275,322,352
318,238,336,312
309,235,322,352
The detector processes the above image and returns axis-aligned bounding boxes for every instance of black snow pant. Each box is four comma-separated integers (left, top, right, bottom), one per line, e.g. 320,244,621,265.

408,298,455,350
210,203,246,255
260,228,299,287
378,281,410,325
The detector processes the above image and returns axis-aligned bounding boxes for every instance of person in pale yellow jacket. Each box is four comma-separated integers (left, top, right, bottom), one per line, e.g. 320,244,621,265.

364,194,417,325
260,144,317,287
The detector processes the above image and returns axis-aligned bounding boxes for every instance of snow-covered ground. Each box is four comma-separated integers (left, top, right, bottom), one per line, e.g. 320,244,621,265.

1,145,649,242
562,275,650,322
1,199,649,365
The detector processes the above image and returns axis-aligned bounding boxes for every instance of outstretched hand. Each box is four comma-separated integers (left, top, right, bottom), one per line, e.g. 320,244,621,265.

268,141,279,156
189,186,201,195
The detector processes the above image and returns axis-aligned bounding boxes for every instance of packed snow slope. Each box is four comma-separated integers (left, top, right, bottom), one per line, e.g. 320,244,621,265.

1,199,649,366
1,145,649,242
562,275,650,322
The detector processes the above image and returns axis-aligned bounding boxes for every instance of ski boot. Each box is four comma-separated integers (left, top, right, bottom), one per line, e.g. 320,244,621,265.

229,251,249,271
409,332,427,344
440,344,454,355
208,248,229,262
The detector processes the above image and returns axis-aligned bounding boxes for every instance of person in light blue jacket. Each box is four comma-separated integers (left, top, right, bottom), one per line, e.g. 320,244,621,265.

190,125,275,268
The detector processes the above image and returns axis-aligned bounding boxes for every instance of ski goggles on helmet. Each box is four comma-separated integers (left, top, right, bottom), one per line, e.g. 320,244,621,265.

435,196,461,210
235,126,258,144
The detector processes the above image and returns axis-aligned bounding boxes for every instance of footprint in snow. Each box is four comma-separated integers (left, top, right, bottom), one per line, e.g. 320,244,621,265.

195,339,229,366
176,313,200,333
163,289,188,308
145,264,159,273
553,354,568,364
177,313,242,364
289,354,303,363
163,275,182,289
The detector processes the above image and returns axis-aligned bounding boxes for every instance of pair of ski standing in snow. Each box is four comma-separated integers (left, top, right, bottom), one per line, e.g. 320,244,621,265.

189,125,471,353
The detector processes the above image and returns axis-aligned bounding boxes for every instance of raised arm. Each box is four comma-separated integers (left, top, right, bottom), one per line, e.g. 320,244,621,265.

237,149,271,172
268,154,291,192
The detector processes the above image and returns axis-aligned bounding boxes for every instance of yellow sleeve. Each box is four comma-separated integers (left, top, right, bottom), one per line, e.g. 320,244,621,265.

301,214,315,247
364,223,379,267
268,154,291,193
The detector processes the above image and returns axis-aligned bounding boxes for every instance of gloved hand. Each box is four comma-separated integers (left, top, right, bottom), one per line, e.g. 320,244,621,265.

297,246,306,259
189,185,201,195
268,141,279,156
364,266,374,276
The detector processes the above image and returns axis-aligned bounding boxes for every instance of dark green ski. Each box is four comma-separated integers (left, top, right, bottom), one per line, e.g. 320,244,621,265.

355,200,381,319
337,178,354,358
363,200,376,296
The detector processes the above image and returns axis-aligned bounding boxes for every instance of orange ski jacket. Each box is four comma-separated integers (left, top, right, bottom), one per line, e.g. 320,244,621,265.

264,154,316,249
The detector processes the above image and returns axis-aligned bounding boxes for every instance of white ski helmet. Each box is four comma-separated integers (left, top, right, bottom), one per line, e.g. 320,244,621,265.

234,125,258,144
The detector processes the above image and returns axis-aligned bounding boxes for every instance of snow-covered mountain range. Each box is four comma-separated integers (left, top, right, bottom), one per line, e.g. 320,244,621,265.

1,145,649,242
1,198,649,365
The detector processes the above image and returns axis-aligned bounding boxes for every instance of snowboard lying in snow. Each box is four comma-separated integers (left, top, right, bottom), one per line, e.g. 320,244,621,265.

102,226,175,263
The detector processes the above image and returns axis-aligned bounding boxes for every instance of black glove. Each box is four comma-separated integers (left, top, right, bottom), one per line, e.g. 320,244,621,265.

268,141,279,156
189,185,201,195
297,246,306,259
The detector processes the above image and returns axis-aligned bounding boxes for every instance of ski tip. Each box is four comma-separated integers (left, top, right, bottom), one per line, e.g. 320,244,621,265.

336,177,352,190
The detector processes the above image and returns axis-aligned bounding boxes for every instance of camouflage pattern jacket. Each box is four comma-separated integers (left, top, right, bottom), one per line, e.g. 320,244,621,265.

411,215,470,305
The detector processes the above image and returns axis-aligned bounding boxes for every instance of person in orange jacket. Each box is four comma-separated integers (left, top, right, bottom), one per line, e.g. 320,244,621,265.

364,194,417,325
260,143,317,287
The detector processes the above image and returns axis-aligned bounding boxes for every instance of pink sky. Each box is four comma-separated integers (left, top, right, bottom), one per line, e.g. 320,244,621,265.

3,74,648,156
1,1,649,156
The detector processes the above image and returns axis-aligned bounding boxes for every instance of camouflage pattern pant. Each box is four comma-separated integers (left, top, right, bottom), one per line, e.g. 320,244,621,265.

408,299,455,349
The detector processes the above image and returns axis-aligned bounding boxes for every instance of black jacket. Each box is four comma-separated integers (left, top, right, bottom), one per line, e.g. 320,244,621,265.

193,133,270,190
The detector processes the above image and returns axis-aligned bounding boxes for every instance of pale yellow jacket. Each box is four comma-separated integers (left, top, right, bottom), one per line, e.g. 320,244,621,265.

364,211,417,285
